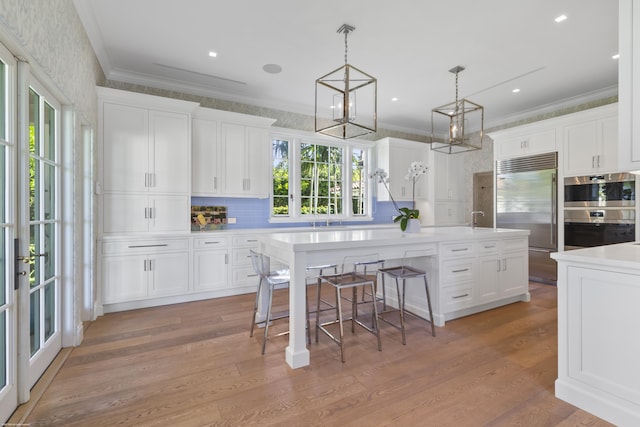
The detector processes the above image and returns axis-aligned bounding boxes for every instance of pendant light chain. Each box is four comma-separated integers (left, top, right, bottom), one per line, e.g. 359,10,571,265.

344,28,349,65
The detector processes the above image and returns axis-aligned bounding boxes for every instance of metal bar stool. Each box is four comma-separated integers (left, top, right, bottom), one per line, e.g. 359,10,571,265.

306,263,338,314
378,250,436,345
249,249,311,354
315,255,384,362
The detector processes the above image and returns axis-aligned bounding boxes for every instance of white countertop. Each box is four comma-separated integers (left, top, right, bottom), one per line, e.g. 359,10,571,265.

551,242,640,271
260,226,530,252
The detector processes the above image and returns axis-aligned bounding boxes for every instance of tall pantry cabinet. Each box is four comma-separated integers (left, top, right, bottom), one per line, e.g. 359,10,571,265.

97,87,199,310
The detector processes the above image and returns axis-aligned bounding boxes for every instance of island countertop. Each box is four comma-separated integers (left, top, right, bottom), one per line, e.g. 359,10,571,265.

259,226,530,253
551,241,640,272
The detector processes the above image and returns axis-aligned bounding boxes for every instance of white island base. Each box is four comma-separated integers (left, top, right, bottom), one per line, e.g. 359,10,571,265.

551,244,640,427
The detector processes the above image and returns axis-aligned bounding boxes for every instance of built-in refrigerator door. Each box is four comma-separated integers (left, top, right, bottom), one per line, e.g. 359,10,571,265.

496,169,558,284
496,169,557,250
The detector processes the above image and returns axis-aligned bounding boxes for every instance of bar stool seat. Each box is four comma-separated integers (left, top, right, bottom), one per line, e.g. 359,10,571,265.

249,249,311,354
316,255,384,363
378,250,436,344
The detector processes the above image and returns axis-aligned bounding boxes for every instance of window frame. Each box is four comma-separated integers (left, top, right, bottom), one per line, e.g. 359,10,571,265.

269,128,375,224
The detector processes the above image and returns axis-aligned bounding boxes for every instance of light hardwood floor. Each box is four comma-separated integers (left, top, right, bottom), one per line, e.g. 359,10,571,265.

10,283,614,426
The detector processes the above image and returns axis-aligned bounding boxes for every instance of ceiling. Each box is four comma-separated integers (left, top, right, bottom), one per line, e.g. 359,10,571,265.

73,0,619,136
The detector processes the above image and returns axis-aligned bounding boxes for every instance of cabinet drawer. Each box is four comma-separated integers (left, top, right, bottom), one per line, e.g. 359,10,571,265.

442,283,475,312
103,238,189,254
440,242,475,258
232,266,260,287
502,238,528,252
232,247,253,267
440,258,475,283
232,235,261,247
477,240,500,254
193,236,229,249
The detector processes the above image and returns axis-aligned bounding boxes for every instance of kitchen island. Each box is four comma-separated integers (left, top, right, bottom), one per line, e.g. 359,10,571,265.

259,226,530,369
551,244,640,426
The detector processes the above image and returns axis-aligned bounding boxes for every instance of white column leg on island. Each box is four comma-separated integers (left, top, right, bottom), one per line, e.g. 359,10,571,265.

286,251,310,369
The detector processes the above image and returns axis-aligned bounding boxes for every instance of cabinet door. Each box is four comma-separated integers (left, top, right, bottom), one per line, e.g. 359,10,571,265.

434,151,462,201
149,252,190,296
477,256,501,303
102,255,148,303
434,202,463,225
246,126,269,197
149,110,190,193
192,119,219,195
388,146,416,201
220,122,247,195
149,195,190,233
102,103,148,193
103,194,150,234
564,121,600,176
597,116,618,173
500,251,528,297
193,250,229,291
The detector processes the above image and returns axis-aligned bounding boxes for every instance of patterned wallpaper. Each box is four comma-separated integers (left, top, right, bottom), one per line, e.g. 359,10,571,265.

0,0,106,127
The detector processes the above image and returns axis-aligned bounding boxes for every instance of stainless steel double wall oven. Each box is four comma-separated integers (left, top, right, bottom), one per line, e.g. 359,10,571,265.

564,173,636,250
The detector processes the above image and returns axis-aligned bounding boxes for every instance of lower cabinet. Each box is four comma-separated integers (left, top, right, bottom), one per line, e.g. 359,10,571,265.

435,236,529,325
102,237,190,304
477,238,528,304
192,236,229,292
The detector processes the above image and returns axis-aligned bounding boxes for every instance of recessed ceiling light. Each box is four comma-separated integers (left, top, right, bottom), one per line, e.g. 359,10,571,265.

262,64,282,74
612,53,620,60
209,51,217,58
512,88,520,93
555,14,567,23
391,97,398,102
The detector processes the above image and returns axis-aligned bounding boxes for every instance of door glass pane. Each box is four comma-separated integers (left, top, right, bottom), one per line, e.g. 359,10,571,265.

43,102,54,162
29,290,40,355
0,145,5,224
29,89,39,156
44,222,54,281
44,163,54,220
29,224,40,287
0,228,5,306
44,282,54,340
0,60,5,138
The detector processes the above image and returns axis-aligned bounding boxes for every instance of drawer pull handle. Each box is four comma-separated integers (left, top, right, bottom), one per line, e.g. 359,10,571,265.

204,241,221,245
453,293,469,299
128,244,169,248
452,248,468,252
452,268,469,273
247,239,258,242
247,273,258,278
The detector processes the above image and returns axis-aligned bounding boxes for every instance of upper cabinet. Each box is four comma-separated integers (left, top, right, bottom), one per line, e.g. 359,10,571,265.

375,137,429,202
98,87,199,235
494,128,557,161
563,113,618,176
191,108,276,198
618,0,640,172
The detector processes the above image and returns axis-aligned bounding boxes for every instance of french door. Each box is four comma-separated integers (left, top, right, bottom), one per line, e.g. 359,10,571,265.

0,41,17,423
18,76,62,393
0,42,63,421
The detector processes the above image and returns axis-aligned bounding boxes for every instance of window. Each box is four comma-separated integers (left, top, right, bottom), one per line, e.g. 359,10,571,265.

271,134,372,222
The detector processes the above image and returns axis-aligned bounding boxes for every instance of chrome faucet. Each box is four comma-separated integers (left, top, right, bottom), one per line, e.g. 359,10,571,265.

471,210,485,228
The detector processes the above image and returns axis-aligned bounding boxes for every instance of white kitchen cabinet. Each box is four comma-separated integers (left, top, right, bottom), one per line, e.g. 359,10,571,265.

564,114,618,176
476,238,528,304
101,101,192,194
494,128,557,160
191,108,276,198
618,0,640,172
98,87,198,236
376,137,429,202
102,194,189,235
220,123,270,197
432,150,463,202
433,202,463,226
192,118,219,195
101,237,190,304
192,236,229,292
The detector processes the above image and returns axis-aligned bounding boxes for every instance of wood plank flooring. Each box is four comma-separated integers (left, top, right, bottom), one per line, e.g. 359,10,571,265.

11,283,614,426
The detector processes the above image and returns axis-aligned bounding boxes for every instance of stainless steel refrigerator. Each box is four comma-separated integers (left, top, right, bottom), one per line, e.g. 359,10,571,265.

496,152,558,284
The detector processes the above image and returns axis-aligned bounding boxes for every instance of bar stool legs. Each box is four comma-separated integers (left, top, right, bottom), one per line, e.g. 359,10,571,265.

315,274,382,363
